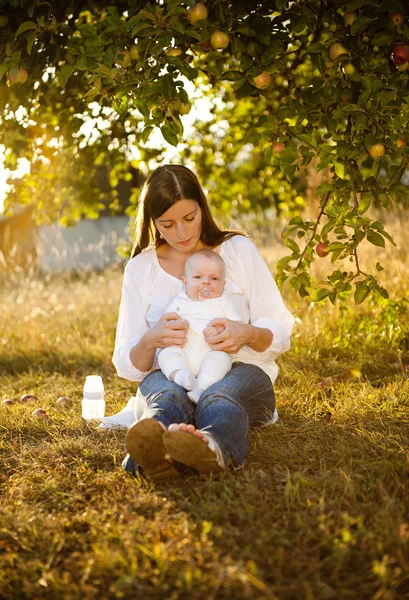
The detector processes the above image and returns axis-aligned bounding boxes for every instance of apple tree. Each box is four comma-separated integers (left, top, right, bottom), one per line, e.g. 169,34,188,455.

1,0,409,303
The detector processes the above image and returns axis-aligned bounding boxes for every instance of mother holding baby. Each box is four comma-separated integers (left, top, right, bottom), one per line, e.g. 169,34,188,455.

112,164,294,480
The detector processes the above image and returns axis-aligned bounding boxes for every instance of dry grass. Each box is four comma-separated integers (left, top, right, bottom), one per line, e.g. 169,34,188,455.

1,219,409,599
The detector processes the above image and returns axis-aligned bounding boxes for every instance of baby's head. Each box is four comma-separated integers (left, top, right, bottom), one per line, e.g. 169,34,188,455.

182,250,226,301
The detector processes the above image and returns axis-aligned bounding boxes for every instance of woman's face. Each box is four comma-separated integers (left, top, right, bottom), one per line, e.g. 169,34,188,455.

154,199,203,254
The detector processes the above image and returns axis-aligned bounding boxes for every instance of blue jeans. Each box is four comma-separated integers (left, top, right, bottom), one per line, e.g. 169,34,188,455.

124,362,275,471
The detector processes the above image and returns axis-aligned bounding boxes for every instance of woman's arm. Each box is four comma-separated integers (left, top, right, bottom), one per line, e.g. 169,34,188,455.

129,312,189,372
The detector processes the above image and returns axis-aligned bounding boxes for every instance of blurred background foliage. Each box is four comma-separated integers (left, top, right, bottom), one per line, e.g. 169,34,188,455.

1,0,409,300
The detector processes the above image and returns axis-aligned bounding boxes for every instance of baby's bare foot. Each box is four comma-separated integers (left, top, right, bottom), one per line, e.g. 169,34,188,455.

167,423,209,444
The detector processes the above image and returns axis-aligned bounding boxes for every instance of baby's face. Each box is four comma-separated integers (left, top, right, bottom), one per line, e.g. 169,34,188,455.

183,256,225,301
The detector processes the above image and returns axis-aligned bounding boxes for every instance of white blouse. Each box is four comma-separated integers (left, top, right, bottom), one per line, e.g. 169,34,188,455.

112,235,294,385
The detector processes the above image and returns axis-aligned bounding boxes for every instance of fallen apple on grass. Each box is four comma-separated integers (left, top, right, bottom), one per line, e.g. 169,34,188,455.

32,408,48,419
56,396,73,408
3,398,14,406
20,394,37,403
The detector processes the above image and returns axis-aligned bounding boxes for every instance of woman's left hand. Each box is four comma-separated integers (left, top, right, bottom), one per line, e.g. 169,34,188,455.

203,318,250,353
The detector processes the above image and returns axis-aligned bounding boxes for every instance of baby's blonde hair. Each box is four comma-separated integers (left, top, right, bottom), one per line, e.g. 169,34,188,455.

184,250,226,279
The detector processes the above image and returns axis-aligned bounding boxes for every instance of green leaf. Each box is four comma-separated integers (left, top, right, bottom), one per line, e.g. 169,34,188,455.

276,255,293,274
334,161,346,179
311,288,330,302
354,283,370,305
15,21,37,37
376,262,384,271
357,193,371,214
237,24,257,37
371,31,394,47
284,237,300,254
161,124,179,146
221,70,243,81
327,242,345,252
367,232,385,248
0,64,8,81
58,65,74,89
315,183,332,195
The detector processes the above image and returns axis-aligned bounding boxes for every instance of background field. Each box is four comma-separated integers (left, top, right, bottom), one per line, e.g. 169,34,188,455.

1,217,409,600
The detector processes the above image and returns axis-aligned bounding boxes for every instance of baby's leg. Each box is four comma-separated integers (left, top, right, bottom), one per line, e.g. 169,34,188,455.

188,351,232,404
158,347,197,391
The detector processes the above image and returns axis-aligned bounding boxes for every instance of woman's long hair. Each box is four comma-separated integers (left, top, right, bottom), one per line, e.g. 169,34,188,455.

131,164,245,258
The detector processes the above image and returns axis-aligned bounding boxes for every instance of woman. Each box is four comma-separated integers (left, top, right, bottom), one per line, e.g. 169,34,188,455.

112,164,294,480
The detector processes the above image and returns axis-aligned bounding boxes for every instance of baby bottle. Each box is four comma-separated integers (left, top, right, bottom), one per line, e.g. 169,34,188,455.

82,375,105,421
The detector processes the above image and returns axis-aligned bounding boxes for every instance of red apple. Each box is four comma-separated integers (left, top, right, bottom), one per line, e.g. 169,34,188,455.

272,142,285,154
397,138,407,148
32,408,48,418
56,396,73,408
392,45,409,65
329,42,348,61
344,12,357,27
20,394,37,403
397,62,409,71
253,72,271,89
3,398,13,405
210,30,229,50
316,242,329,257
187,3,208,24
367,143,385,158
389,12,404,27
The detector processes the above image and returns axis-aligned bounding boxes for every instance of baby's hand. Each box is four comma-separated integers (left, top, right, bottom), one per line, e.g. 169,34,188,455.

203,324,224,338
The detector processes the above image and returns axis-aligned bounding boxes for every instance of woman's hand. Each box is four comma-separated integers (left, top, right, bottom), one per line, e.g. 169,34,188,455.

148,312,189,349
203,318,251,353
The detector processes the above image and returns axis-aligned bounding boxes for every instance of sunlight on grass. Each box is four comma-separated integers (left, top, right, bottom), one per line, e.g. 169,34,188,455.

1,216,409,598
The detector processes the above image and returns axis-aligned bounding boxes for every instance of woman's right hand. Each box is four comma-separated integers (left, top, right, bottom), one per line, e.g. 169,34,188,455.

148,312,189,349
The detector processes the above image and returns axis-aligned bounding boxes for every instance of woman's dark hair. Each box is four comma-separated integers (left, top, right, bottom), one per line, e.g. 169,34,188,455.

131,164,245,258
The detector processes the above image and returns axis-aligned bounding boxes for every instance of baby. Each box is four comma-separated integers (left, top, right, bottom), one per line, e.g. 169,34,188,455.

158,250,242,403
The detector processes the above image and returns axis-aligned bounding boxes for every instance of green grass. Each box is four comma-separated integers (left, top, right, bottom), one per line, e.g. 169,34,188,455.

1,242,409,599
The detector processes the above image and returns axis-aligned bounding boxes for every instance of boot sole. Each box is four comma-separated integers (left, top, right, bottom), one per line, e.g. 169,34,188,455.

125,418,180,481
162,431,223,475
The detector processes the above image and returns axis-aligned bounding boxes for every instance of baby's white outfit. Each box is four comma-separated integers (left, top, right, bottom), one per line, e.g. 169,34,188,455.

157,290,242,402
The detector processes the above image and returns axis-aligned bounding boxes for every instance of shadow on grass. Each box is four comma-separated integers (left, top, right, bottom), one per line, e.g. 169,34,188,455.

0,350,115,377
154,412,409,598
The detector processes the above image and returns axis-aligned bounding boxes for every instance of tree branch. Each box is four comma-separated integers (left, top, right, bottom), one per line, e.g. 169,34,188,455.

295,189,331,270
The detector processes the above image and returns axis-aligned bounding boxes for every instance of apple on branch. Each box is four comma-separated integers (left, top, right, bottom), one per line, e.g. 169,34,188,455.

253,72,271,89
187,3,208,24
367,143,385,158
329,42,348,61
392,46,409,65
344,12,357,27
389,12,404,27
396,139,406,148
166,47,183,57
210,31,229,50
272,142,285,154
316,242,329,258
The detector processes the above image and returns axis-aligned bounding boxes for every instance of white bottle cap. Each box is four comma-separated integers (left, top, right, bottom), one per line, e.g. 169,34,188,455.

83,375,104,400
84,375,104,392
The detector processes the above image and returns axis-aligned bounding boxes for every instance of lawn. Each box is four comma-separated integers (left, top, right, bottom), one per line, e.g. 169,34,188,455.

1,224,409,599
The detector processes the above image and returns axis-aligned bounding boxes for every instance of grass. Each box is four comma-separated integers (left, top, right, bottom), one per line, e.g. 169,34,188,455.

1,223,409,599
